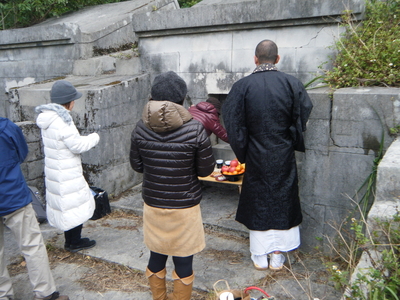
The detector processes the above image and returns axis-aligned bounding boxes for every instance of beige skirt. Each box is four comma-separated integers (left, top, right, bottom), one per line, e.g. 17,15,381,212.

143,203,206,257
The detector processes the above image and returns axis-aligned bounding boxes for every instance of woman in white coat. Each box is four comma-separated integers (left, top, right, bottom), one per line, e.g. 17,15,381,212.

36,80,100,252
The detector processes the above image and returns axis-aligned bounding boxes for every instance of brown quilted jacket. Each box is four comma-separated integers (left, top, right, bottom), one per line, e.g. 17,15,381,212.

130,100,215,209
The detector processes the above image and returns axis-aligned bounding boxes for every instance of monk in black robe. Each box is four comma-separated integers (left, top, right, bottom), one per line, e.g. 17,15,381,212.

222,39,313,270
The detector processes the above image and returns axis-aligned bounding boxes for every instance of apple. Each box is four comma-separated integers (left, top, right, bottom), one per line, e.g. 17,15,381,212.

228,166,236,173
221,166,229,173
230,160,239,168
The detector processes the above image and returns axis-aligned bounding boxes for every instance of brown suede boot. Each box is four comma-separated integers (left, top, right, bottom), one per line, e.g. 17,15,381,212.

146,267,168,300
167,270,194,300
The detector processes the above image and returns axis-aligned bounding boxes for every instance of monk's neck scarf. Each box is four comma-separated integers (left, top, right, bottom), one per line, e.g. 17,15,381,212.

253,63,278,73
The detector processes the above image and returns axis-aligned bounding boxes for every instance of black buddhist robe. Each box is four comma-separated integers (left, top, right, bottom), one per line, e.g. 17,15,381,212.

222,67,313,231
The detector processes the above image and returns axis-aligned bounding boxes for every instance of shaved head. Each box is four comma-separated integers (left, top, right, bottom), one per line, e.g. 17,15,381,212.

255,40,278,64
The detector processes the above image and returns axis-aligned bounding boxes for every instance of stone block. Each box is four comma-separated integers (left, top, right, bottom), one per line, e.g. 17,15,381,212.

194,33,234,51
140,52,180,74
204,72,243,95
135,74,152,101
18,83,52,107
328,149,375,201
0,23,79,47
299,149,331,201
295,46,333,77
73,56,116,76
299,203,325,251
368,201,399,228
113,125,134,162
17,121,41,143
1,60,74,80
304,119,330,154
21,159,44,181
25,142,43,163
375,138,400,203
115,57,141,75
277,48,297,74
231,49,256,73
276,26,317,48
88,162,140,197
232,30,278,52
180,49,232,73
321,205,355,253
307,87,332,119
332,87,397,150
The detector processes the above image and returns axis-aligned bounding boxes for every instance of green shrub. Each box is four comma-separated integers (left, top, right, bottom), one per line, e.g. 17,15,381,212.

0,0,128,30
0,0,202,30
178,0,202,8
323,0,400,88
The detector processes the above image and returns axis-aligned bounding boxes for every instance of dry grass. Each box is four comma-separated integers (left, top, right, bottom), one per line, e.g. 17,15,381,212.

7,209,210,299
9,246,210,298
49,248,149,293
85,209,143,230
201,248,244,265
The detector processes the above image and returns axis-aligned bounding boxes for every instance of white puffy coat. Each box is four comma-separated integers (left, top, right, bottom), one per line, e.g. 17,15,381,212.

35,103,100,231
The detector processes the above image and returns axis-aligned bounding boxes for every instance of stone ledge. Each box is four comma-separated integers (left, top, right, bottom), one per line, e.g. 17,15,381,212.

133,0,365,37
0,23,79,47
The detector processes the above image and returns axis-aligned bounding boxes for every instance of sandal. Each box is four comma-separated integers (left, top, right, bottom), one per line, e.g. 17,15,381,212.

269,253,285,270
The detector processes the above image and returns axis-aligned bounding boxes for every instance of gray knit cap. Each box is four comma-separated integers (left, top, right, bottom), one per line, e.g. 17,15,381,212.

50,80,82,104
151,71,187,104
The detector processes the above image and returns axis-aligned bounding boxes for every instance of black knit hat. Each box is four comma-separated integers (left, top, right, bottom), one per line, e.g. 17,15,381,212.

50,80,82,104
206,97,221,114
151,71,187,104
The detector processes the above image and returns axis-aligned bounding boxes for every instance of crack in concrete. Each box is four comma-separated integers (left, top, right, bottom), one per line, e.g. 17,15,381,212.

295,26,327,49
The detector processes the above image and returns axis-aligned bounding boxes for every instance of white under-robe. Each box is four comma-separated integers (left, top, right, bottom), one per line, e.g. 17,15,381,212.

250,225,300,255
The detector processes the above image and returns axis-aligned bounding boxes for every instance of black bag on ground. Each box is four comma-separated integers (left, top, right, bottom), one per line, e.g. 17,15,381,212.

89,186,111,220
28,186,47,223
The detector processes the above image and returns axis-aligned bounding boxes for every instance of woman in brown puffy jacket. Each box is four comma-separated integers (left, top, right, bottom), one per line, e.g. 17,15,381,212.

188,97,229,143
130,71,215,300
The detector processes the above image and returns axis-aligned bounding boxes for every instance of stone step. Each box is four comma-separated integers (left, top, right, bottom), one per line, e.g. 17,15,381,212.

72,49,141,76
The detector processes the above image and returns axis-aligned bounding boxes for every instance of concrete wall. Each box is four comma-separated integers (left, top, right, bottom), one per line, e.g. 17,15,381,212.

301,87,399,251
132,0,365,104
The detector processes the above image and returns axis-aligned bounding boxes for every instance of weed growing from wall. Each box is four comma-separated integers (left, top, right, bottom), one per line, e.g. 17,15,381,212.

325,209,400,299
323,0,400,88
